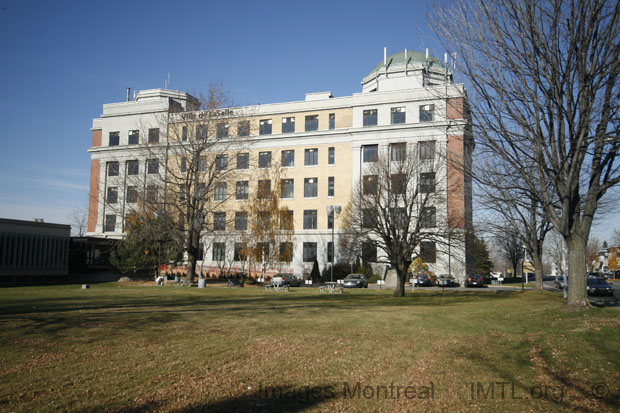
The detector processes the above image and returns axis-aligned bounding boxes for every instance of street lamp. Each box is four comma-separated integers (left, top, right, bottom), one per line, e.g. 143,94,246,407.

326,205,341,282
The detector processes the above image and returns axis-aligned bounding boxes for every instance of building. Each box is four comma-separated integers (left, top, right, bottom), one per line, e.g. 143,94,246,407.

87,48,473,281
0,218,71,283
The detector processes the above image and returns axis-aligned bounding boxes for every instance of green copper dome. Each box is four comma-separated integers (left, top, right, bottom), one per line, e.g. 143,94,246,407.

368,50,446,77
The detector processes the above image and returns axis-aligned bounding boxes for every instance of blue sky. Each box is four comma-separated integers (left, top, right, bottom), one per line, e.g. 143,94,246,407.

0,0,618,242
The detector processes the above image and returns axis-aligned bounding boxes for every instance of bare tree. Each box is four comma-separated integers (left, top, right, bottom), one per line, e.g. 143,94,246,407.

240,165,294,280
476,159,553,289
433,0,620,308
116,83,254,284
496,230,525,278
341,143,463,297
586,236,601,272
68,206,88,237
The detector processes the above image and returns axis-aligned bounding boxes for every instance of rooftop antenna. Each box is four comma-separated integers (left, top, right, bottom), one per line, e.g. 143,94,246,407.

405,48,408,76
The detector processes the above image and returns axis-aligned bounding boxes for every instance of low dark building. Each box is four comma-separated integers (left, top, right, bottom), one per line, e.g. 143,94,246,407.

0,218,71,284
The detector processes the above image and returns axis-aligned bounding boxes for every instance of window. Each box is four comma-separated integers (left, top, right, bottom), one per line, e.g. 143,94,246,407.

197,242,205,261
280,210,294,230
216,123,229,139
237,153,249,169
146,185,158,203
363,145,378,162
216,154,228,171
257,211,270,229
363,109,378,126
197,183,207,200
305,115,318,131
391,143,406,162
420,172,436,193
235,211,248,230
212,243,226,261
327,242,334,263
362,209,375,229
238,121,250,136
329,113,335,130
328,177,334,197
258,151,271,168
179,185,186,202
327,209,334,229
421,207,436,228
279,242,293,263
199,156,207,172
391,173,406,195
106,187,118,204
181,158,187,173
304,148,318,166
257,243,270,261
196,125,207,140
303,242,317,262
391,107,406,124
109,132,119,146
282,117,295,133
147,159,159,174
392,207,407,228
363,175,378,195
328,147,335,165
304,178,317,198
234,243,246,261
214,183,227,201
281,179,294,199
258,180,271,199
259,119,272,135
236,181,249,200
128,130,139,145
420,241,436,263
419,104,434,122
107,161,119,177
362,242,377,262
420,141,435,160
303,210,317,229
126,186,138,203
281,150,294,167
213,212,226,230
105,215,116,232
148,128,159,144
127,160,139,175
182,126,188,141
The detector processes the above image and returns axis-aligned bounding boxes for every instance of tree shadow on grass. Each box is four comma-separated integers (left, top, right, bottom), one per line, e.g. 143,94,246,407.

456,342,619,412
175,384,337,413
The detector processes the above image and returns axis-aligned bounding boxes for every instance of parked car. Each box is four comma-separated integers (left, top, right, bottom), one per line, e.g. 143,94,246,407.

554,275,566,289
587,277,614,296
227,279,244,288
271,274,301,287
413,274,433,286
465,274,484,288
437,274,459,287
342,274,368,288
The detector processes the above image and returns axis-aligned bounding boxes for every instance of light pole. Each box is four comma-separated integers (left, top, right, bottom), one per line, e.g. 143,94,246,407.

326,205,341,282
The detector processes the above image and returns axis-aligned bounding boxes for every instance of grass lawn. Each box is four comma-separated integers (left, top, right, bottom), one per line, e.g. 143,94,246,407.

0,283,619,412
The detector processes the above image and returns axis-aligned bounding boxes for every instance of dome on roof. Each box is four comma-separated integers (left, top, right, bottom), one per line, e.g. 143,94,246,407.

367,50,445,77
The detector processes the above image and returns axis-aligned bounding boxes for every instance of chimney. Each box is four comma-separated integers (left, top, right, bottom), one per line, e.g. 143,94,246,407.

126,87,131,102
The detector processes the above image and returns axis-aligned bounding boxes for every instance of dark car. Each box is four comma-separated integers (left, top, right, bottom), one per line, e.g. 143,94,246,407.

342,274,368,288
554,275,566,289
272,274,301,287
227,279,244,288
437,274,459,287
587,277,614,296
465,274,484,288
414,274,433,286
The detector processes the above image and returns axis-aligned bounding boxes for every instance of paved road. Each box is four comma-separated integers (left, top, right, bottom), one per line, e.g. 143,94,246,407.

543,280,620,309
366,280,620,309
